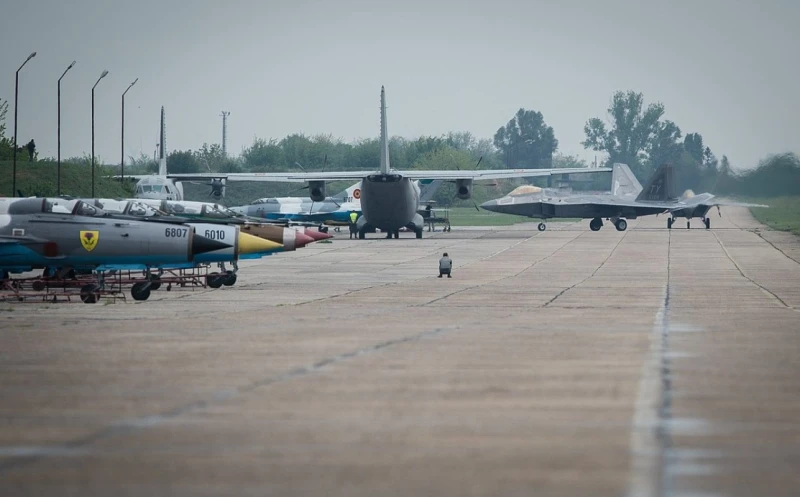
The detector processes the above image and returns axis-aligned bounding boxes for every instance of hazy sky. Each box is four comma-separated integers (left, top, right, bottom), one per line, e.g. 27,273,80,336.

1,0,798,170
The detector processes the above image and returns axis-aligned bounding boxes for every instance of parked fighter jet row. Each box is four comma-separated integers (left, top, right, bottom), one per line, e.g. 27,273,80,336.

0,197,331,303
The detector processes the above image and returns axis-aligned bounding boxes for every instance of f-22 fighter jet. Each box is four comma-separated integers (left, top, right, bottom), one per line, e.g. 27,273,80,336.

481,163,768,231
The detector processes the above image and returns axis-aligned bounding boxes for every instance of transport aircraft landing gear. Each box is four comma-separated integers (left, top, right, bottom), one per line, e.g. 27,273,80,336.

704,217,711,229
615,219,628,231
538,223,546,231
416,228,423,239
667,218,674,229
589,218,603,231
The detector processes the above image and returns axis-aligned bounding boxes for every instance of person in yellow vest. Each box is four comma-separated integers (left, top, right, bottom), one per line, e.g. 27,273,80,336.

349,211,358,239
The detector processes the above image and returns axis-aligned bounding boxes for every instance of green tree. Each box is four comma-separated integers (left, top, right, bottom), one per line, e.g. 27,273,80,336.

647,120,683,174
582,90,665,175
0,98,8,138
683,133,704,162
167,150,200,174
242,137,285,171
494,109,558,168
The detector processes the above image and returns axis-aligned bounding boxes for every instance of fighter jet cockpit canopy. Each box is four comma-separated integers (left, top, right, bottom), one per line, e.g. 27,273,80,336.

508,185,543,196
93,199,166,218
250,198,279,205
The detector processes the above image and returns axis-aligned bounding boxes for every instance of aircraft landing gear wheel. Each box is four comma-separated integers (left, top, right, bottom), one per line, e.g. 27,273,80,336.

358,230,366,239
222,271,237,286
667,218,673,229
615,219,628,231
148,274,161,291
687,220,691,229
207,272,224,289
704,218,710,229
394,230,400,239
131,282,151,301
538,223,546,231
589,218,603,231
416,229,423,239
80,284,100,304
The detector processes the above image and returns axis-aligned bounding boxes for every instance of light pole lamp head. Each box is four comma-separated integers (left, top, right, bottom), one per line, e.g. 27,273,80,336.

27,52,37,61
68,60,76,70
100,70,109,79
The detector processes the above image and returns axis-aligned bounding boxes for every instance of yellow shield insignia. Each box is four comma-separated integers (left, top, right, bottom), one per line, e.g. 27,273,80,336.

80,230,99,252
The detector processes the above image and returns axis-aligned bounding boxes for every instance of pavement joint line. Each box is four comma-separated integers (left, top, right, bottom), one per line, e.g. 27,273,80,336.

710,230,793,310
750,230,800,266
0,325,457,477
543,219,635,307
418,231,583,307
626,229,672,497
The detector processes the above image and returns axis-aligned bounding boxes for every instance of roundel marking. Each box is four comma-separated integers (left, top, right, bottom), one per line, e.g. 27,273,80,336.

352,188,361,199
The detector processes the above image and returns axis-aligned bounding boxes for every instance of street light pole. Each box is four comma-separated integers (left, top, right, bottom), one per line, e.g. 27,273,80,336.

57,60,76,196
12,52,37,197
91,70,109,198
120,78,138,185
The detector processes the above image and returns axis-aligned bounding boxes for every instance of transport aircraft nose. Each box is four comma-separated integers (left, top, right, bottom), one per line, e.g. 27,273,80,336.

480,199,499,212
191,234,231,256
238,232,283,256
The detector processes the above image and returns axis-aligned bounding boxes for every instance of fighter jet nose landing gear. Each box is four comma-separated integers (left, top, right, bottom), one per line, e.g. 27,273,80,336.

704,217,711,229
667,218,674,229
589,218,603,231
538,222,546,231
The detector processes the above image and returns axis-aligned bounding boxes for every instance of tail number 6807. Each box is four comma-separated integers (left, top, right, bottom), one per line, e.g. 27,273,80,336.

165,227,188,238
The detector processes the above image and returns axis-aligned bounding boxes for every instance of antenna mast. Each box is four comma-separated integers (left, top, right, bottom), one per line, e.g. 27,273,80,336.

220,111,230,156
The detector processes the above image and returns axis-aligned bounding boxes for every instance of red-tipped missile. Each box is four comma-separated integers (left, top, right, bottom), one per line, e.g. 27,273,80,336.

302,228,333,241
239,224,317,250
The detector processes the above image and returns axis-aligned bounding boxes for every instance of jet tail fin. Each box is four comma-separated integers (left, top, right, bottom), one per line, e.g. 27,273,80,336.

333,182,362,202
635,164,677,202
158,106,167,176
379,86,390,174
611,163,642,197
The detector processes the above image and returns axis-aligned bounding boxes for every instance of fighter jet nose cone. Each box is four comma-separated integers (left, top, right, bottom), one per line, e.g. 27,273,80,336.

295,232,315,248
238,232,283,256
480,199,498,212
303,228,332,241
192,234,231,256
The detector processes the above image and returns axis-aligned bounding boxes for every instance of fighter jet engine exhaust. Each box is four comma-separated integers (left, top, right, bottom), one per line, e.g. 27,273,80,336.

456,179,473,200
309,181,327,202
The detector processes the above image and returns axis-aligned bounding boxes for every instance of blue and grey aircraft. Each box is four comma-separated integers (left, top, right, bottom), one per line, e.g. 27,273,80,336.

159,87,609,238
0,198,228,278
481,163,768,231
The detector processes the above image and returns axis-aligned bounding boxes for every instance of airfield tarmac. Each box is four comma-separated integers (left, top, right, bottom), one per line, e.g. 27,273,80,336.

1,207,799,497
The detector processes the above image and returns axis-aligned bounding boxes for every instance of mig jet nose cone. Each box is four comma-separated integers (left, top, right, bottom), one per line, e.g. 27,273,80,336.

295,232,315,248
480,199,499,212
192,234,231,255
303,228,332,241
238,232,283,257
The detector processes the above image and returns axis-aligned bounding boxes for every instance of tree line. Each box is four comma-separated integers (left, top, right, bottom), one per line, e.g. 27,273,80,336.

2,92,798,203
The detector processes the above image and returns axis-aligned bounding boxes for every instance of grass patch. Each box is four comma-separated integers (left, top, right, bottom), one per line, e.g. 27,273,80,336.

748,196,800,236
0,160,133,198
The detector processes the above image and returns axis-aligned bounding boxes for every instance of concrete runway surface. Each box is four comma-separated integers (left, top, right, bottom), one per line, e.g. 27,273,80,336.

1,207,798,497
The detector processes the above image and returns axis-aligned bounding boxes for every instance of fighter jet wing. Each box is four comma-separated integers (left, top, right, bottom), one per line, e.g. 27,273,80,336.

707,200,769,208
